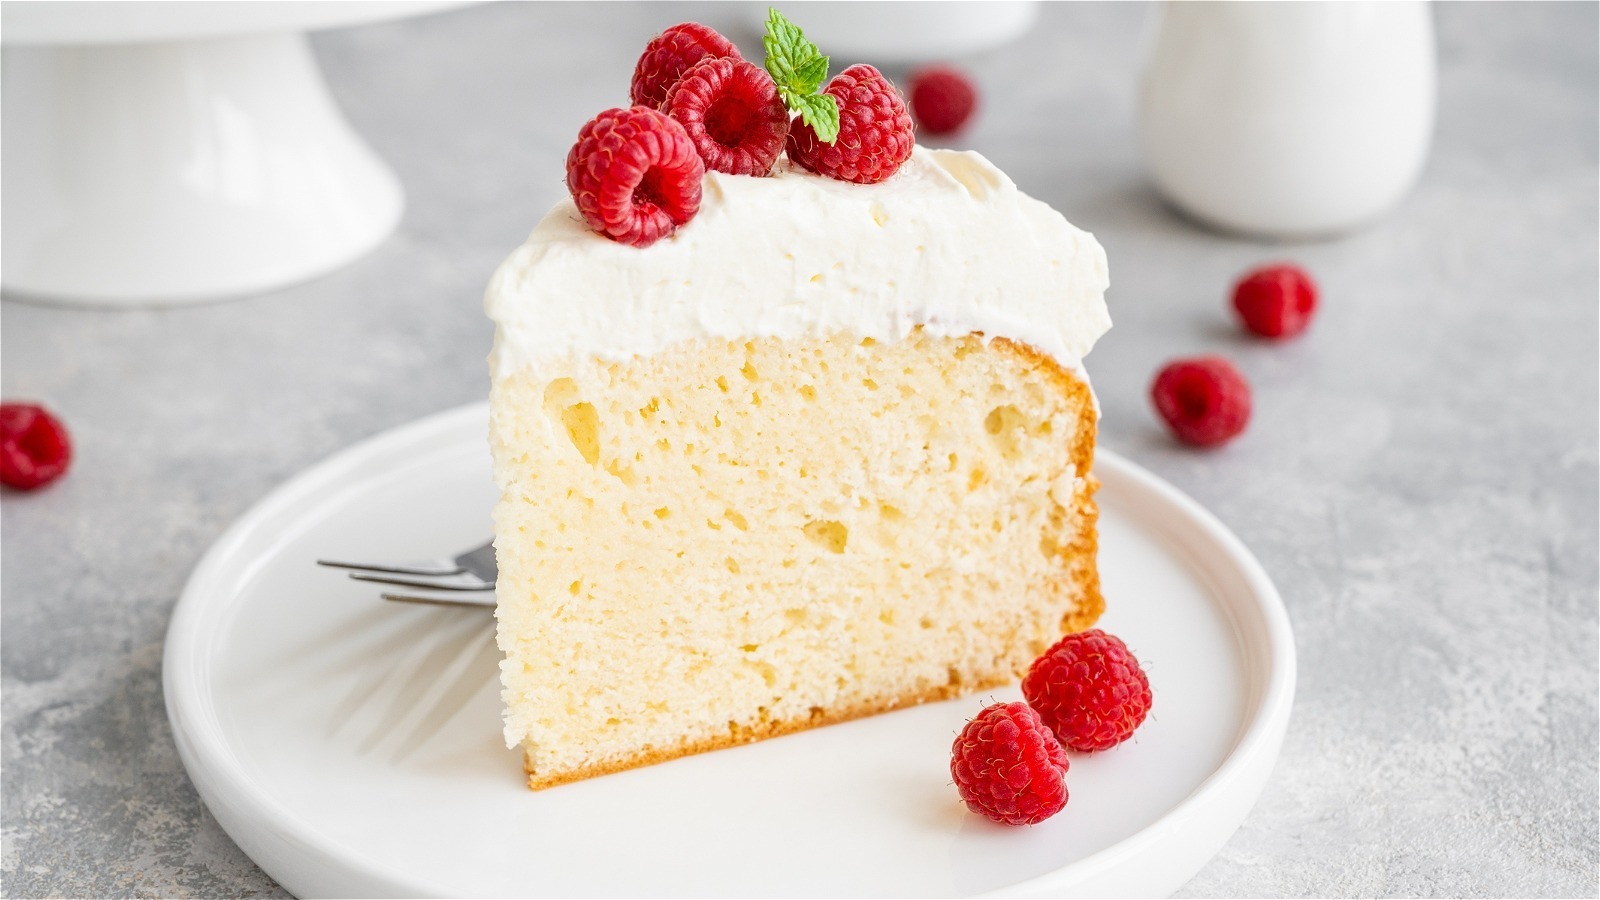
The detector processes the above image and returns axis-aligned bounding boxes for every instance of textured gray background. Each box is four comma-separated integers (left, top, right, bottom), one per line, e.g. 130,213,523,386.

3,2,1596,897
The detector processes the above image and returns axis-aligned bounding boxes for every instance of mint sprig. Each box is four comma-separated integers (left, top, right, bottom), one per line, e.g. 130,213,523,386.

763,8,840,144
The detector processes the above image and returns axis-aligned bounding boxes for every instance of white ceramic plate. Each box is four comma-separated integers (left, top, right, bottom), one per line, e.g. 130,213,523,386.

164,402,1294,898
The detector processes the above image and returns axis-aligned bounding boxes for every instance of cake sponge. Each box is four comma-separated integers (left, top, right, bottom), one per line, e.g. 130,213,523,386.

489,328,1101,790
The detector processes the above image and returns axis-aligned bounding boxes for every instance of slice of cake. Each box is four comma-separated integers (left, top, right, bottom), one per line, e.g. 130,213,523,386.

486,147,1110,789
484,17,1110,790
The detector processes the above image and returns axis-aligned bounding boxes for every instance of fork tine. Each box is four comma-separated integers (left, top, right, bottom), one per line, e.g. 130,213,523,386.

382,592,496,609
317,557,466,576
349,572,494,591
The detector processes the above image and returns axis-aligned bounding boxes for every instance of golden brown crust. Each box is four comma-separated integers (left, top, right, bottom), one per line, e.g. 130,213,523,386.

990,337,1105,635
1057,474,1104,633
526,670,1017,790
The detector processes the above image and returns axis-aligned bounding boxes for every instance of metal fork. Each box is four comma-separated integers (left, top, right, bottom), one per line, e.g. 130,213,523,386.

318,540,497,608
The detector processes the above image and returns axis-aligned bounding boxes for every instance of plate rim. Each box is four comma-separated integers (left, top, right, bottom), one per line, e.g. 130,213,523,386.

992,446,1297,897
163,401,1296,898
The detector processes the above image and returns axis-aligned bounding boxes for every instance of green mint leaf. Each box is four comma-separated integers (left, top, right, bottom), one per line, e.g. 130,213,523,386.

762,8,812,85
792,92,841,144
763,8,795,63
793,55,829,94
764,8,839,144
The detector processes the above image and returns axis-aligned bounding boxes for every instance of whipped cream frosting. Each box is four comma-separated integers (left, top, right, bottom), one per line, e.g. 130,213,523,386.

485,147,1110,380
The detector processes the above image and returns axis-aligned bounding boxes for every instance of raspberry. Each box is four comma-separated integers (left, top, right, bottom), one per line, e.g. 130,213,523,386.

1232,264,1318,338
909,65,977,135
629,23,742,110
1022,629,1153,752
1149,356,1252,448
566,107,704,248
950,701,1069,826
663,57,788,176
0,403,72,491
787,64,915,185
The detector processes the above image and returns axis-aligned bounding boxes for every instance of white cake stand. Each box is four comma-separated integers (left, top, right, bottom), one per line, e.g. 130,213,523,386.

1,1,463,307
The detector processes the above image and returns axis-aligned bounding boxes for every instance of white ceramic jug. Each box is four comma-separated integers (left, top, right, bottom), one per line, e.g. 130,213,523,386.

1139,1,1436,239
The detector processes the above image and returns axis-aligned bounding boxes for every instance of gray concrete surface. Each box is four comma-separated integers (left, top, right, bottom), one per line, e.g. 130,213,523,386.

3,3,1595,897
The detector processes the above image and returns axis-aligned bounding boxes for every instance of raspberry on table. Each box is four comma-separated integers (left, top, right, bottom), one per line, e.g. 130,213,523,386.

1149,355,1252,448
909,64,977,135
566,107,705,248
1022,629,1153,752
629,22,742,110
950,701,1069,826
787,64,915,185
1232,264,1319,338
663,57,789,176
0,403,73,491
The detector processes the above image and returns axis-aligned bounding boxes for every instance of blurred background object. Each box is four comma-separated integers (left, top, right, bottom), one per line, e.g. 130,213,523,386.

0,1,463,307
1139,1,1436,239
771,1,1038,65
908,65,979,136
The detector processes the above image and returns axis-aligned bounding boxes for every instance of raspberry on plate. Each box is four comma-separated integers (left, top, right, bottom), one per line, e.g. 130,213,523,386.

566,107,705,248
1232,264,1318,338
1149,355,1252,448
787,64,915,185
909,65,977,135
629,22,742,110
950,701,1069,826
663,57,789,176
0,402,73,491
1022,629,1152,752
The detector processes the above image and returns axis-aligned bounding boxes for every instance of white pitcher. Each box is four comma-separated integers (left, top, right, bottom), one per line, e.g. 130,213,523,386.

1139,1,1436,239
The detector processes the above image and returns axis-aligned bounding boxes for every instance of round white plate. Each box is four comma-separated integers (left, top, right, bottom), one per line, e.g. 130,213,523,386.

164,402,1295,898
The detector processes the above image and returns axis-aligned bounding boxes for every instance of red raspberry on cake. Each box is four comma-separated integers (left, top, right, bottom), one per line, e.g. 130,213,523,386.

1022,629,1152,752
629,22,742,110
950,701,1069,826
0,402,73,491
1232,264,1318,338
909,64,977,135
787,64,915,185
566,107,705,248
663,57,789,176
1149,355,1252,448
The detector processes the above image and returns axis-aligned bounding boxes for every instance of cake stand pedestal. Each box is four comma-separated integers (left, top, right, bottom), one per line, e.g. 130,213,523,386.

1,3,459,307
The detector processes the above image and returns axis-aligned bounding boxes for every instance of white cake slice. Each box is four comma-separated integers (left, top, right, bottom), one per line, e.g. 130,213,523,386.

485,147,1111,789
